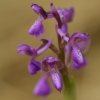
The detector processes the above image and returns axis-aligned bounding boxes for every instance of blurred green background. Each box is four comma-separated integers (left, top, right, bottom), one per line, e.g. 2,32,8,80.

0,0,100,100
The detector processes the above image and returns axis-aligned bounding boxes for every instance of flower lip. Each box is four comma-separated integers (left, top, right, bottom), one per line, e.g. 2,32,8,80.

31,3,47,19
50,68,63,92
33,76,51,96
71,46,87,69
28,19,44,38
72,47,84,63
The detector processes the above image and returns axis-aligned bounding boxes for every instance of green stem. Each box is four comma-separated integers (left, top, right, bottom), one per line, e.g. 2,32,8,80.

58,47,76,100
62,74,76,100
56,20,76,100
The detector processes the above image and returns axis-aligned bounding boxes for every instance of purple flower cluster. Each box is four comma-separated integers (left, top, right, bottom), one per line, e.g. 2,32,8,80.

17,3,91,97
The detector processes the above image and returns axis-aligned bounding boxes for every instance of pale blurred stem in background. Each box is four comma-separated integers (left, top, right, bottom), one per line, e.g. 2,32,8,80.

57,34,76,100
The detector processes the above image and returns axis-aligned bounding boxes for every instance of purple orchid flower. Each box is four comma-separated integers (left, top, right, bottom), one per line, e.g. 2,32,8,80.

17,39,52,57
17,3,91,98
65,32,91,69
42,56,63,92
17,39,52,75
28,4,48,37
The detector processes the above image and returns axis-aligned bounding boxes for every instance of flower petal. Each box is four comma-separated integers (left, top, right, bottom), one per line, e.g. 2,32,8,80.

41,56,59,72
28,58,41,75
71,46,87,69
70,32,91,53
63,7,74,22
28,19,44,38
41,56,63,72
50,68,63,92
33,76,51,96
17,44,37,57
50,3,62,28
31,4,47,19
57,7,74,22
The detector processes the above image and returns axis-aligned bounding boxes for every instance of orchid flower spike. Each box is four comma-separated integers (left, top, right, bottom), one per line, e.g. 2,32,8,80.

17,3,91,98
